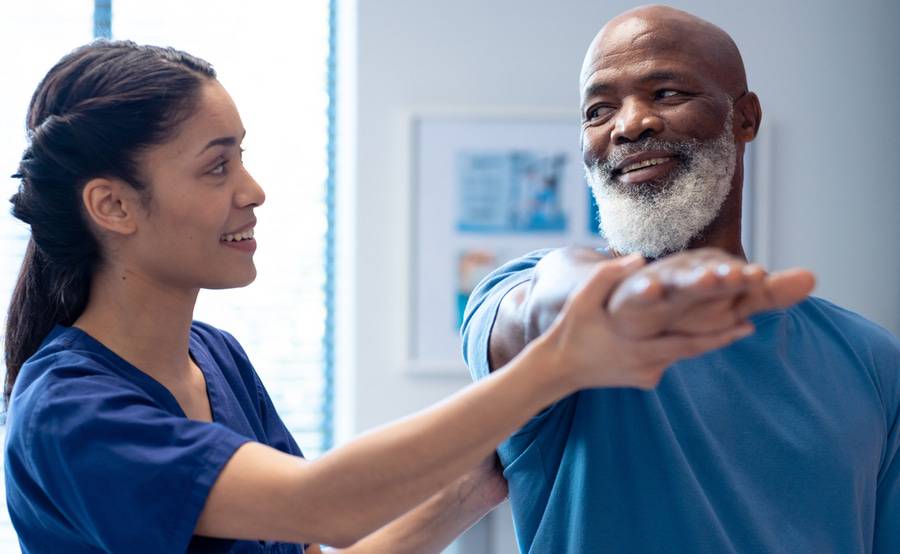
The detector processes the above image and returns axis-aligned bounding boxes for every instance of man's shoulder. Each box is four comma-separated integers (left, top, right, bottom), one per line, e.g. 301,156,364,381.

492,247,556,274
771,297,900,395
471,246,610,292
791,296,898,349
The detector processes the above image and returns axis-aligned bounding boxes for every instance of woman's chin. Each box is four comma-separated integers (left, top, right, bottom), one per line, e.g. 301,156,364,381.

204,267,257,290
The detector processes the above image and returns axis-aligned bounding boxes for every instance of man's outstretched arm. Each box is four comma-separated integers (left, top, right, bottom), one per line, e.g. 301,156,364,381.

488,246,816,370
488,247,611,370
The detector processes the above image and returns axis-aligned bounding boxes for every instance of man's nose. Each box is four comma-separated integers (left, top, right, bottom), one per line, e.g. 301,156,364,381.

610,99,664,145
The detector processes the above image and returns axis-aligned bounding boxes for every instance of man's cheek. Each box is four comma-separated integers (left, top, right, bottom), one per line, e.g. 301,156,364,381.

581,129,609,168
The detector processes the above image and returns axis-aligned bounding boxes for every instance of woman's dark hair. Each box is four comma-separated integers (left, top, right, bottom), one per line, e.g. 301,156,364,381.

4,40,216,406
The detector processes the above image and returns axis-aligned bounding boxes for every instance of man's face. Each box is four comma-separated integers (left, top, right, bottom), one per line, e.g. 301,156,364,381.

580,18,739,257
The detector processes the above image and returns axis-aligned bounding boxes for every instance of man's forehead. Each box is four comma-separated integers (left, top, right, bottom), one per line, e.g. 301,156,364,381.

580,9,747,96
585,18,693,73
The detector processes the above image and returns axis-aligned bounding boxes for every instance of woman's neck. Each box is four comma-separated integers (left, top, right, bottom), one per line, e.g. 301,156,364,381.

73,263,199,383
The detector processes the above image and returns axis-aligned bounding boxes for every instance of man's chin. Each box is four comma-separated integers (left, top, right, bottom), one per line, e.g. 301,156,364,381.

604,175,674,200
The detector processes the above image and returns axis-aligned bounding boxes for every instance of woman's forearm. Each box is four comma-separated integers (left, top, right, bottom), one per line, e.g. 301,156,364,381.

323,461,506,554
295,337,567,545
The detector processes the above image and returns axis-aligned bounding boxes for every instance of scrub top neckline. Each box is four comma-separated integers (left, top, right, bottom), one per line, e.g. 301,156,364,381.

60,323,222,424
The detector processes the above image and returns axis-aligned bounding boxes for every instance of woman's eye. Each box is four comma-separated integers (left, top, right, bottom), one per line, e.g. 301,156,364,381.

209,161,227,176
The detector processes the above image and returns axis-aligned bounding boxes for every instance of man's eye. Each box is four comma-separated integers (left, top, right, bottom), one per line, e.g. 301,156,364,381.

586,105,615,122
656,89,683,99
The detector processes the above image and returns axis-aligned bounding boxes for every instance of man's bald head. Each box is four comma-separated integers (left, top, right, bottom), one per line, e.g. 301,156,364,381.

581,5,748,99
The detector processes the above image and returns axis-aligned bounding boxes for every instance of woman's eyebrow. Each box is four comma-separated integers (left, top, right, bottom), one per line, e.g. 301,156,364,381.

196,129,247,157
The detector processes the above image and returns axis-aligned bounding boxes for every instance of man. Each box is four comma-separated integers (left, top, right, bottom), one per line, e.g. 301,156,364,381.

462,5,900,553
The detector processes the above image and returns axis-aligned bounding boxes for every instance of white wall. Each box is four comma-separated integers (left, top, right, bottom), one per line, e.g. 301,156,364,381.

338,1,900,551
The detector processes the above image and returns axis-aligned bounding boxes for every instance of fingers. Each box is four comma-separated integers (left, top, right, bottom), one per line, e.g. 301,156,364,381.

607,257,768,339
764,269,816,308
615,258,765,314
735,269,816,319
607,273,665,311
662,260,762,296
608,259,751,312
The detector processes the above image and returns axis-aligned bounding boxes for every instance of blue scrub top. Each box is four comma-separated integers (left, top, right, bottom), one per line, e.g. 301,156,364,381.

5,322,307,553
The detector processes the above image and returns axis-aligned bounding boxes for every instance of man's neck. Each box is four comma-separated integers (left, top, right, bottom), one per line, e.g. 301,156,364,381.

684,176,746,260
685,227,746,260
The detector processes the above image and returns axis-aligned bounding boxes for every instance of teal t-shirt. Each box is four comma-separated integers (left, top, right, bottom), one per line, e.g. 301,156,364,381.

462,250,900,553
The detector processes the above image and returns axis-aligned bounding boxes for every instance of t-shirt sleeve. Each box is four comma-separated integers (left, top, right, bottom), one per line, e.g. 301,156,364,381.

460,249,551,381
26,376,251,554
872,328,900,552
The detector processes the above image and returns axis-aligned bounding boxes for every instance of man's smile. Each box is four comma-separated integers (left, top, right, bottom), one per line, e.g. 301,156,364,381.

613,151,680,184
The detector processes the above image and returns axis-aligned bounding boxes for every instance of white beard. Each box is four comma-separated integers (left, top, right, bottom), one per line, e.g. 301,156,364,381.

586,109,736,258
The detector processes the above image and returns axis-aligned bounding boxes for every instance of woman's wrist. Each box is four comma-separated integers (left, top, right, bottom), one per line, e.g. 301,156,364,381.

504,329,580,408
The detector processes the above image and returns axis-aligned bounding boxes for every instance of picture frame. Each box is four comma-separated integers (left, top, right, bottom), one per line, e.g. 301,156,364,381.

405,110,605,375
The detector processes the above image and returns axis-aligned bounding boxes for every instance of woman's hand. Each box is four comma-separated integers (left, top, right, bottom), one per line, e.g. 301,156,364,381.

536,254,757,391
455,453,508,512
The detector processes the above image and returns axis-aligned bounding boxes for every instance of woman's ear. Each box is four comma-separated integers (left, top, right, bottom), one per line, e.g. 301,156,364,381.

81,178,140,236
733,91,762,143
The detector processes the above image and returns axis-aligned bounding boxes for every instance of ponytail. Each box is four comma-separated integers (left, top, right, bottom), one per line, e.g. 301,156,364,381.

4,239,92,404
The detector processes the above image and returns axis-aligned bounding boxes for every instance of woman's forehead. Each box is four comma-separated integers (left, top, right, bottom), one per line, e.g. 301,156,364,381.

151,81,244,160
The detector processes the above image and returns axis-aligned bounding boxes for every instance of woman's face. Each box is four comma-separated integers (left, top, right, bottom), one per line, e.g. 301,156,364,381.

126,80,265,291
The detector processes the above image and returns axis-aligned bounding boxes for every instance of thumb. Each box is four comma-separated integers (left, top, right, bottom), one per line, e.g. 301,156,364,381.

765,269,816,308
568,254,646,313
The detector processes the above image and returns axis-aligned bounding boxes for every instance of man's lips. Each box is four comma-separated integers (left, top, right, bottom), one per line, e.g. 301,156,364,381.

612,151,679,184
613,151,677,174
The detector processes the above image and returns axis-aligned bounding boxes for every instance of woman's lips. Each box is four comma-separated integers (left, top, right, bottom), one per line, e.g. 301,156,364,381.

221,238,257,253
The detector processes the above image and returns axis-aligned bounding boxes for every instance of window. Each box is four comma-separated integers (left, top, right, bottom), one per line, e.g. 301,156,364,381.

0,1,335,549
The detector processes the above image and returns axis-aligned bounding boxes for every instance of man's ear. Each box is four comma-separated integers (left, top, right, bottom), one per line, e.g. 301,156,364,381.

81,178,140,236
733,91,762,143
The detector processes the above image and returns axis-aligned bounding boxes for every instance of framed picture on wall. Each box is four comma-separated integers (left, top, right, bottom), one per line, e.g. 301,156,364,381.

406,111,606,375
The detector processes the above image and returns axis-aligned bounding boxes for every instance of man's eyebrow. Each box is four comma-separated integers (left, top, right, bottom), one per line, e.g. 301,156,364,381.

582,81,611,103
583,70,694,102
196,130,247,157
637,70,690,84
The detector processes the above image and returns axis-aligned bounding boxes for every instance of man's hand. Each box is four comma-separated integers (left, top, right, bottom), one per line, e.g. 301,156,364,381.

489,246,815,373
541,254,756,390
607,248,816,338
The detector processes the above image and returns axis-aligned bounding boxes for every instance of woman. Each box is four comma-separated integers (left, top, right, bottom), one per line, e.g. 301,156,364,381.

3,41,752,553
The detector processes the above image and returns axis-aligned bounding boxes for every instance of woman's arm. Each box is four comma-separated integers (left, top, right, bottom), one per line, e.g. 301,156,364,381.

193,336,565,547
194,255,755,547
311,455,507,554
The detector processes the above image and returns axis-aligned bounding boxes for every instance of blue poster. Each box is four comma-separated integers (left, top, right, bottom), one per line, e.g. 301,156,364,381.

456,151,568,232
